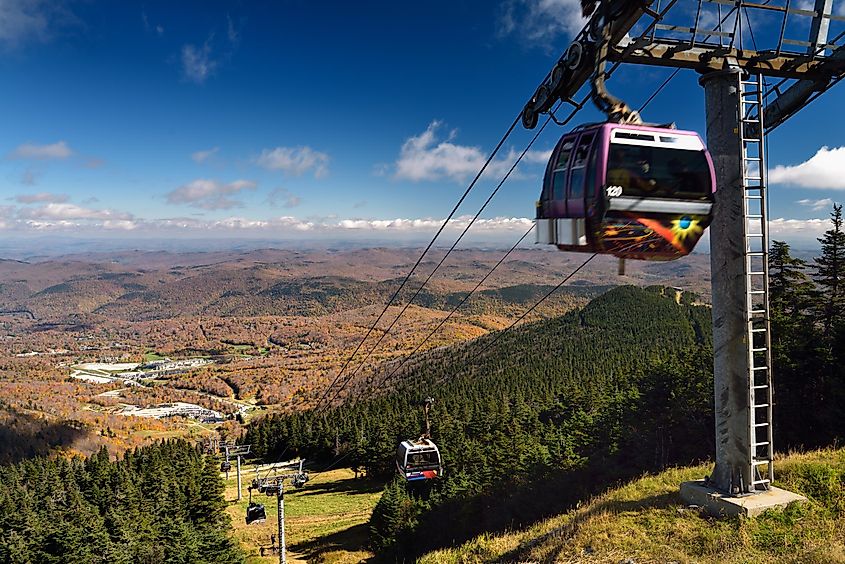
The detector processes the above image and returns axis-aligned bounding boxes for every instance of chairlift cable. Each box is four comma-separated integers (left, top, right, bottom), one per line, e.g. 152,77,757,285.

312,112,523,412
320,107,561,410
364,223,535,397
477,252,598,357
638,69,681,113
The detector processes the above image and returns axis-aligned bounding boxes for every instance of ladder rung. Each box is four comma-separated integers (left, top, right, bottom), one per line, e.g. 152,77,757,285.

754,422,769,427
753,403,770,408
744,156,762,160
753,385,769,389
745,176,762,181
750,309,766,314
752,347,767,352
747,234,764,238
745,195,763,199
753,442,770,447
746,214,764,219
747,252,765,256
749,271,765,275
749,290,765,295
751,328,767,333
752,367,769,372
753,479,771,485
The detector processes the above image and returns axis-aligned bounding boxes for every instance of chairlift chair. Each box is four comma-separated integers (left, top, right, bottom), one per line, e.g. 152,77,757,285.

245,486,267,525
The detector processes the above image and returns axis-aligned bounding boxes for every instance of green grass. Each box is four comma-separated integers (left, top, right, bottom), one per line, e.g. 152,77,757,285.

420,448,845,564
224,463,383,563
143,351,166,362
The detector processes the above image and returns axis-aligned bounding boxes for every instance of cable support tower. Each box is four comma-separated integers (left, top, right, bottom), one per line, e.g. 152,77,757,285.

515,0,845,501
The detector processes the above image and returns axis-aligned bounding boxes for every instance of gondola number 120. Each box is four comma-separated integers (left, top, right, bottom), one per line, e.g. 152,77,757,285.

606,185,623,197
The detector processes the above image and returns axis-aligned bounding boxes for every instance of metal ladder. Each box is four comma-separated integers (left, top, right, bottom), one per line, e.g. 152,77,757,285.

739,72,774,491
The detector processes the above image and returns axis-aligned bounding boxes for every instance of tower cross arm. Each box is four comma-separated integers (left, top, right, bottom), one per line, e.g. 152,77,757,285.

608,42,845,80
763,44,845,131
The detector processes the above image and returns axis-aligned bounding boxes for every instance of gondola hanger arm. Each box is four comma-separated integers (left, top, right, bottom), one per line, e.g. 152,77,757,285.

591,1,643,124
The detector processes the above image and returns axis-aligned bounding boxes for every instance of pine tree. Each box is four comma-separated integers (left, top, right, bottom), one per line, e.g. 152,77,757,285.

770,240,814,317
813,204,845,334
368,480,400,552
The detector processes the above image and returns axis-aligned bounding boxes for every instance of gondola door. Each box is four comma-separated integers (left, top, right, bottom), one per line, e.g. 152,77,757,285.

565,132,596,219
545,135,575,218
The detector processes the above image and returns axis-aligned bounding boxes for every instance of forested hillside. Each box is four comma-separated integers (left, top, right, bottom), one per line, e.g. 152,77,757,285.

0,440,242,564
244,285,716,556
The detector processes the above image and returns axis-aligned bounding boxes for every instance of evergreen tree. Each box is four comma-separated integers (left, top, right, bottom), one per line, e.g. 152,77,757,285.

813,204,845,334
0,441,244,564
770,240,815,316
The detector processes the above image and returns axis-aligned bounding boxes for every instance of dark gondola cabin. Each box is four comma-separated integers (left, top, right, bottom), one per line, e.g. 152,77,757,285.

536,122,716,260
220,460,232,473
245,502,266,525
396,438,442,482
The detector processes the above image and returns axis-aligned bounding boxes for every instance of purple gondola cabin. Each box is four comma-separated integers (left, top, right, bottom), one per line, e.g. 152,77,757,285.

536,122,716,260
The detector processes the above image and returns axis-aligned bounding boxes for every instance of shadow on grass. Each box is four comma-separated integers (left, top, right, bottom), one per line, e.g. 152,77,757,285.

290,522,373,561
298,476,383,497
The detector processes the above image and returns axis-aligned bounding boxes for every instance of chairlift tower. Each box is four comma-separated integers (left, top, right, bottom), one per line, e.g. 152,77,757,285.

248,460,309,564
522,0,844,510
224,444,251,501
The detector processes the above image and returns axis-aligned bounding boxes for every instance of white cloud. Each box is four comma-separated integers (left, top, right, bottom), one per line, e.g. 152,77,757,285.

498,0,587,44
797,198,834,212
768,218,830,245
191,147,219,163
338,215,534,232
0,0,76,48
255,146,330,178
770,146,845,189
18,202,133,221
166,178,257,210
11,141,73,159
181,41,217,84
142,11,164,36
395,121,479,182
226,14,241,46
14,192,68,204
266,187,302,208
0,205,534,238
394,121,550,183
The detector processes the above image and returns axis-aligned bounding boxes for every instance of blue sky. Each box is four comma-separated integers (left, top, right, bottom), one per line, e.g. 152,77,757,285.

0,0,843,249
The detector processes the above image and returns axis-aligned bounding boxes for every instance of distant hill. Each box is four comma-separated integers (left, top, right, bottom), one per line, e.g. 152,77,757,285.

0,248,711,320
